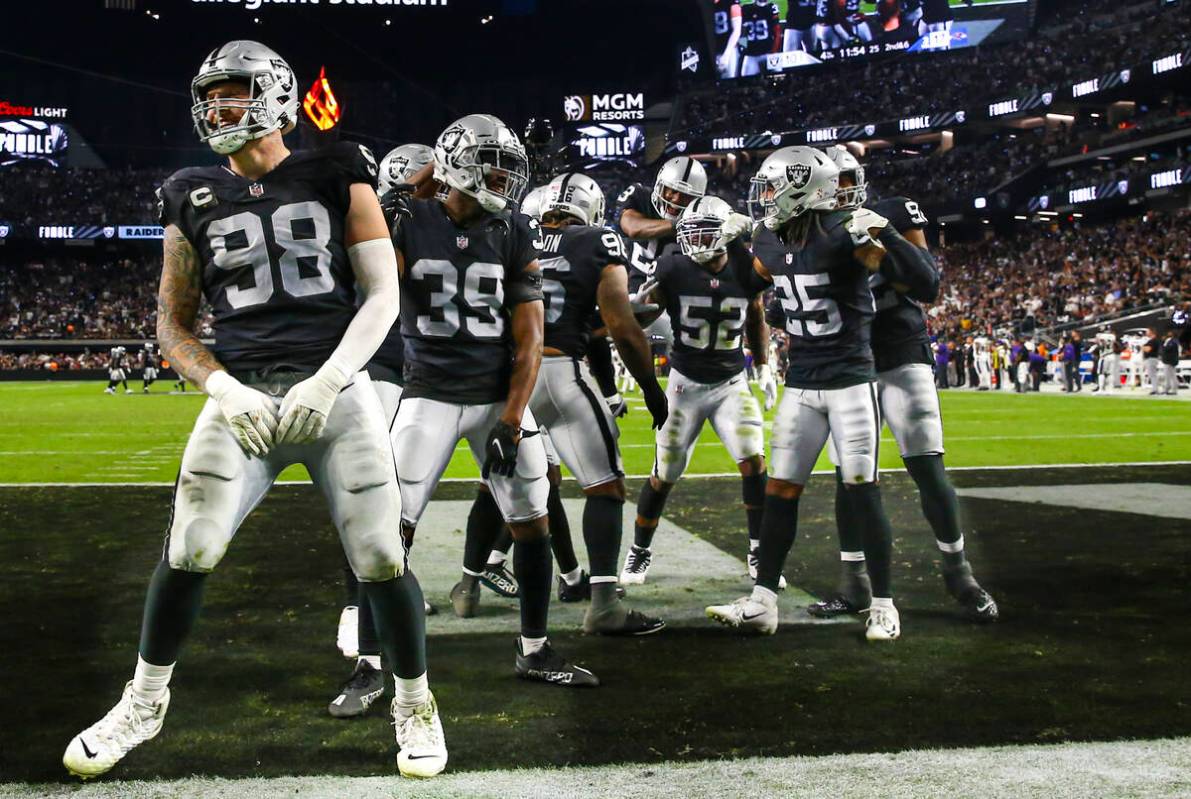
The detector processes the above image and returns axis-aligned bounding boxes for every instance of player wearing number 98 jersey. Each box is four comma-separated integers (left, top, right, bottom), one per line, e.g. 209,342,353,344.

391,114,598,687
813,146,998,624
624,196,775,588
63,40,446,782
705,146,908,642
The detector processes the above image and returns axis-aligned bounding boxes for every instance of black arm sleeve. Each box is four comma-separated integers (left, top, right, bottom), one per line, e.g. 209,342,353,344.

586,336,620,398
877,227,940,303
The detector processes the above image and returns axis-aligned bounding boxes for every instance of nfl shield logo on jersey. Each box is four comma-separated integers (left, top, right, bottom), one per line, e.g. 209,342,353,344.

710,278,720,290
456,235,469,250
249,183,264,198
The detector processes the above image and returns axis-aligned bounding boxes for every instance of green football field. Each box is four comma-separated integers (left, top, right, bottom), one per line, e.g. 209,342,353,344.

0,381,1188,484
1,381,1189,796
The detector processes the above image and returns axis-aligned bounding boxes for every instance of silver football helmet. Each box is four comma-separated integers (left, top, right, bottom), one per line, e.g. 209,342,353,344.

190,41,298,155
378,143,434,197
652,156,707,221
542,172,606,227
676,196,734,264
519,186,549,221
748,146,839,231
433,114,529,213
822,145,868,209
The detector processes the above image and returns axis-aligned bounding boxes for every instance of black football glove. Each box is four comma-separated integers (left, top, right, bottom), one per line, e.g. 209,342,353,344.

482,420,522,479
642,383,669,430
379,183,416,224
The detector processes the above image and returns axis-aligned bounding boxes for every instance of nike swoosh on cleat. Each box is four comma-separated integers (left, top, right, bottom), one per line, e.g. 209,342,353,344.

80,739,97,759
740,611,768,621
405,754,442,760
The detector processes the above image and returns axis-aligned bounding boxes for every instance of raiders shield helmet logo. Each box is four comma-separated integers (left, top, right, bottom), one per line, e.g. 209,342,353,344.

786,163,811,189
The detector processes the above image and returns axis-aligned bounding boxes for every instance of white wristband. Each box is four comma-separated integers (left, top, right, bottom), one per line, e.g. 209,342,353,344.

205,370,238,401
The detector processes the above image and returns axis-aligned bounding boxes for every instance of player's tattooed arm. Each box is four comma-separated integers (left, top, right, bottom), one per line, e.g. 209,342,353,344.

156,225,223,390
745,295,769,367
619,209,675,242
502,264,545,431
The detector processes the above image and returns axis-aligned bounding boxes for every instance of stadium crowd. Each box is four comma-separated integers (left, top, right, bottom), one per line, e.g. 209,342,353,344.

675,0,1189,140
0,165,167,230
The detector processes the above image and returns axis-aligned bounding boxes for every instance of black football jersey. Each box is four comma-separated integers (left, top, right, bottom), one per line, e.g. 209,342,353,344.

713,0,743,52
539,224,628,359
787,0,817,28
145,351,159,369
157,141,378,373
655,239,760,385
741,2,781,56
393,197,542,404
614,183,677,259
749,212,876,389
867,196,934,371
815,0,836,24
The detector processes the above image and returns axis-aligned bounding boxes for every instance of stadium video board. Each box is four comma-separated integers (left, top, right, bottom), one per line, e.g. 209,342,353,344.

693,0,1032,80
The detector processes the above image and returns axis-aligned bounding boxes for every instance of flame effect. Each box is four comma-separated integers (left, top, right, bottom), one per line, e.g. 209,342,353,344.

303,66,341,131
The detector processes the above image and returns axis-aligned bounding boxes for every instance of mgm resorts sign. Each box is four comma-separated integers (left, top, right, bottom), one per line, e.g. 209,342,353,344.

563,92,645,122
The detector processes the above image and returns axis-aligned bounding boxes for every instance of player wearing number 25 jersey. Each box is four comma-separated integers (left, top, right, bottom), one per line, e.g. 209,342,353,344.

63,40,446,782
706,146,909,643
390,114,597,687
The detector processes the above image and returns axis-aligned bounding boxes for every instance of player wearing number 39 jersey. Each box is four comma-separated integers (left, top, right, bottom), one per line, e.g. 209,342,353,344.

63,40,447,781
706,146,919,643
390,114,597,688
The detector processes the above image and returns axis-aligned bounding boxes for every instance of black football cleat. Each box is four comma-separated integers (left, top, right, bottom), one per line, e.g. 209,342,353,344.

328,660,385,719
558,570,592,602
807,594,865,618
515,640,599,688
583,606,665,637
480,562,519,598
945,564,999,624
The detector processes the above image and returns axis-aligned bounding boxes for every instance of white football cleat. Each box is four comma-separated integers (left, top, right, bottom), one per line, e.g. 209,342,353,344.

619,545,652,585
864,603,901,642
63,681,169,779
705,595,778,635
746,549,787,590
393,692,447,778
337,605,359,658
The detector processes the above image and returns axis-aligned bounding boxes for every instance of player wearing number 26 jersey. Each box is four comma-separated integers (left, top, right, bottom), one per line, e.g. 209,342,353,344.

391,114,597,687
706,146,909,643
63,40,446,782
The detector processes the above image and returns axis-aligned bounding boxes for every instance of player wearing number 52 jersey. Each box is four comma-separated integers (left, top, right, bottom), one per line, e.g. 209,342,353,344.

391,114,597,687
63,41,447,781
623,196,778,587
528,171,668,636
813,146,998,624
706,146,914,642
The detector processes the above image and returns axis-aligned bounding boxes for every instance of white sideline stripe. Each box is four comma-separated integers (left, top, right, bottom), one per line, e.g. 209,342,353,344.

7,736,1191,799
2,461,1189,488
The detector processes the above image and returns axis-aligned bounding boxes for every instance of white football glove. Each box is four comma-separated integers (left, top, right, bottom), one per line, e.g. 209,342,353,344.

722,212,753,242
756,363,779,411
629,277,659,315
845,208,889,248
275,363,350,445
206,370,278,457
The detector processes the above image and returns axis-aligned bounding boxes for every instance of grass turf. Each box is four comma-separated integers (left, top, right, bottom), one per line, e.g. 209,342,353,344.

0,381,1187,484
2,464,1189,783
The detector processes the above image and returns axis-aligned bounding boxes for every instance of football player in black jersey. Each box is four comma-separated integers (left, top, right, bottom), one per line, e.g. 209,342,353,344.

739,0,782,76
528,171,669,635
328,142,439,719
64,42,447,779
711,0,744,78
623,196,779,587
783,0,818,53
812,146,998,623
838,0,875,43
141,342,159,393
389,114,597,687
705,146,918,642
105,346,130,394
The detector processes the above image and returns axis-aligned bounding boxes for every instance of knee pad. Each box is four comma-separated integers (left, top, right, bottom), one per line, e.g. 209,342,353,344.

169,515,230,572
653,446,689,484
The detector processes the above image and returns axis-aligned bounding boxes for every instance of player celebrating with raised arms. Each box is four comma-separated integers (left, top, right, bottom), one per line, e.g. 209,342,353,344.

705,146,917,642
389,114,598,687
621,196,778,586
63,41,447,780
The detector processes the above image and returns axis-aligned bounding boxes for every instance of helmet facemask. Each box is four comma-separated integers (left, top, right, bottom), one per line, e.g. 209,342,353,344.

677,215,729,264
836,165,868,209
434,120,529,214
